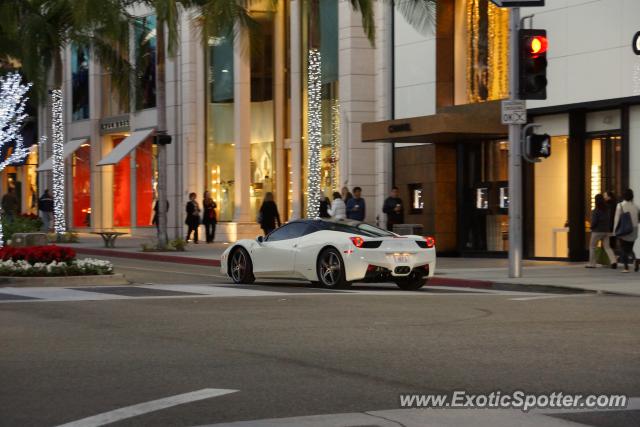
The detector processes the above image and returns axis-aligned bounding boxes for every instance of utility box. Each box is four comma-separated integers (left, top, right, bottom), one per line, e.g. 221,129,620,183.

11,233,48,247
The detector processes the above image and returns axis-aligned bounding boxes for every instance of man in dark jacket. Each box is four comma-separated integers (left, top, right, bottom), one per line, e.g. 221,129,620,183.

38,189,54,231
346,187,366,221
383,186,404,231
2,187,19,222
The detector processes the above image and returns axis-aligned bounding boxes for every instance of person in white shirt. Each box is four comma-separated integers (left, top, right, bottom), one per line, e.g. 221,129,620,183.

613,188,640,272
328,191,346,220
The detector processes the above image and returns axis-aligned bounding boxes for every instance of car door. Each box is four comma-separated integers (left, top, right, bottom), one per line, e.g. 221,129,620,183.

251,223,309,277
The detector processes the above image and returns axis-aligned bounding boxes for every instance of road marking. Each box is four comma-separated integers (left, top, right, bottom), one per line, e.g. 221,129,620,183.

510,294,593,301
55,388,238,427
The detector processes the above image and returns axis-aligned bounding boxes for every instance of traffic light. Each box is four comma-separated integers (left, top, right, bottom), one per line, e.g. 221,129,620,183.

519,29,548,100
154,133,172,145
526,133,551,159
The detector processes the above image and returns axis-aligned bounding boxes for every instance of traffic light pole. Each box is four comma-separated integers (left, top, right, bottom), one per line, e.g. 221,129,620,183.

508,7,523,278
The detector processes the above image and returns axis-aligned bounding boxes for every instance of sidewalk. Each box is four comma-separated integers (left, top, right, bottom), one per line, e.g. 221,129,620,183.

61,234,640,296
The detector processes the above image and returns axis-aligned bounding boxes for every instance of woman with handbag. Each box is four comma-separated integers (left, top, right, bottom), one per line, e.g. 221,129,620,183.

613,188,640,273
202,191,217,244
258,192,281,236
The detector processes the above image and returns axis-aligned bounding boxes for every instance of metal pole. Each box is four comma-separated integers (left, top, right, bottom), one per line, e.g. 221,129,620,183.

508,7,522,278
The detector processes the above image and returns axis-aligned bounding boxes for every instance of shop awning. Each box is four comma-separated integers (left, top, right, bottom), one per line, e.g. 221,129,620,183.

361,101,508,144
97,128,154,166
37,138,89,172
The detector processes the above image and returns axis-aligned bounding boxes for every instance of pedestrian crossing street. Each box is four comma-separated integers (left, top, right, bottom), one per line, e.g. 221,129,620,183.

0,283,552,303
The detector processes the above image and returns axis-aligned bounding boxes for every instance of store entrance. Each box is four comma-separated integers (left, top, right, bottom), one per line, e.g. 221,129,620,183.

458,140,510,255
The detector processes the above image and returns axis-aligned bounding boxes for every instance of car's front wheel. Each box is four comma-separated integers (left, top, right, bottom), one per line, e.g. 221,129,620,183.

395,268,427,291
316,248,350,289
229,248,255,284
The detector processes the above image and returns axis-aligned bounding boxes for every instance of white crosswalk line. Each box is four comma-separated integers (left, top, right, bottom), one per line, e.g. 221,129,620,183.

0,287,130,301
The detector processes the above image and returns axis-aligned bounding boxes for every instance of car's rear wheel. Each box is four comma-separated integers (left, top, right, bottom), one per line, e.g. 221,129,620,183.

316,248,350,289
229,248,255,284
395,268,427,291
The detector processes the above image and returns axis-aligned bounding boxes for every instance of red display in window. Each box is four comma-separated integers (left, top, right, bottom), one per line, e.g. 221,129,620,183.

112,137,131,227
136,139,155,226
72,144,91,228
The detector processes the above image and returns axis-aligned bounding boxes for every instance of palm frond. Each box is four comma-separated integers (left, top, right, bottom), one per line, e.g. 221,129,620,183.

389,0,436,36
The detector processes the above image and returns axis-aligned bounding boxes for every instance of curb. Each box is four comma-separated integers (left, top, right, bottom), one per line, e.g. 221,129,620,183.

428,277,494,288
62,246,221,267
0,273,129,287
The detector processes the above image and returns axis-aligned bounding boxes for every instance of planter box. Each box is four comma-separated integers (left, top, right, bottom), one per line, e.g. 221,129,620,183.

0,273,128,287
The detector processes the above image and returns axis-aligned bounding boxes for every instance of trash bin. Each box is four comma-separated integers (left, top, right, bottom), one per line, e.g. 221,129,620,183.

392,224,424,236
11,232,48,247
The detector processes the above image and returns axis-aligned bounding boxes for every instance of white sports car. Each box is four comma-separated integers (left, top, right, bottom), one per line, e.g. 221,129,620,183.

221,219,436,290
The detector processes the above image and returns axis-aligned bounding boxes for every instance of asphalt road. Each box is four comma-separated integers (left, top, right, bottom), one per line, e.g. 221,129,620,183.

1,258,639,427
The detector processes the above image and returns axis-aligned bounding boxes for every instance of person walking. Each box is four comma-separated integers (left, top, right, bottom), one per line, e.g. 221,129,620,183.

346,186,366,221
586,194,617,268
2,187,19,223
383,186,404,231
604,191,618,254
38,189,54,232
328,191,346,220
202,191,217,243
185,192,201,244
258,192,281,235
319,196,331,218
152,199,169,231
613,188,639,273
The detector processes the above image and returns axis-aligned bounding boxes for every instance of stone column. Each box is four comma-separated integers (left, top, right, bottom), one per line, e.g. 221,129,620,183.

289,0,302,219
233,23,252,223
89,50,103,230
274,2,286,216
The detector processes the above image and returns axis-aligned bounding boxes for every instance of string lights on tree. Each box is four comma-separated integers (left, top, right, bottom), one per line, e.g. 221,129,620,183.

306,48,322,219
50,88,66,235
0,73,33,246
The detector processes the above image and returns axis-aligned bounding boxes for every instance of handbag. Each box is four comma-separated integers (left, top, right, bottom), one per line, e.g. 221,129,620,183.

614,204,633,237
594,246,610,265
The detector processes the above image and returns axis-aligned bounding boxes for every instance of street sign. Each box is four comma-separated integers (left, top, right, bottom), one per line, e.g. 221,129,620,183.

501,100,527,125
490,1,545,7
633,31,640,55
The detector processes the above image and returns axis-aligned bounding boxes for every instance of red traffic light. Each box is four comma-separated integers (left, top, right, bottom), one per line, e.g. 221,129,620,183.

527,35,548,56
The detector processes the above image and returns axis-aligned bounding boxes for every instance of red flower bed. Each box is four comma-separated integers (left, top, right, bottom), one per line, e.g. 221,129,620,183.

0,245,76,264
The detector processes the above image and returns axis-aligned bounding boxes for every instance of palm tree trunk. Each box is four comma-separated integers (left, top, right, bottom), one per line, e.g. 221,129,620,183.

155,17,169,247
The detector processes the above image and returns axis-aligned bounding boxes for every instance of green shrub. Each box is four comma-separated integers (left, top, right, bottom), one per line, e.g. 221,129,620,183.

2,214,43,243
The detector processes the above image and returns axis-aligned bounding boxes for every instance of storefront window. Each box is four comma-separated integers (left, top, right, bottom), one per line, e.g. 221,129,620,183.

136,139,157,226
534,136,568,258
206,34,235,221
135,15,156,110
302,0,340,215
72,143,91,227
460,140,509,252
71,45,90,121
250,12,276,218
112,137,131,227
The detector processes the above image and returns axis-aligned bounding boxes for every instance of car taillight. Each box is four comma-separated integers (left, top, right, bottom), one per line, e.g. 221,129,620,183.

424,236,435,248
350,236,364,248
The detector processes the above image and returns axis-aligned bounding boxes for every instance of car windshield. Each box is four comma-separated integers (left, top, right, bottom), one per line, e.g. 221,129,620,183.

356,223,396,237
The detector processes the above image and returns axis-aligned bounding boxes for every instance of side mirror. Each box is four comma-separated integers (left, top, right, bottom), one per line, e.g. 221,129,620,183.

257,236,264,243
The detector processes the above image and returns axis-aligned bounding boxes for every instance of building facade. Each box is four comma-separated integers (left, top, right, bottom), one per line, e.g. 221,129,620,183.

363,0,640,261
36,0,395,241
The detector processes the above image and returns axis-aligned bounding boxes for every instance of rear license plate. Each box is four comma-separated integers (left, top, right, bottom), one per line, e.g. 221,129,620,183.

394,254,409,263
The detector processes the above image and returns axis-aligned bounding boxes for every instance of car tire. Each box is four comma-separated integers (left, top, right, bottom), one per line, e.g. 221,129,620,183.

316,247,350,289
229,247,255,284
395,269,427,291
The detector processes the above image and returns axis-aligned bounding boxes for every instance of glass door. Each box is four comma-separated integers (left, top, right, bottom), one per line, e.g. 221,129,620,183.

584,134,622,248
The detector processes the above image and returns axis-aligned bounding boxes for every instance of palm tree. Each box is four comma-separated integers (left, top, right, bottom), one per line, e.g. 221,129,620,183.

0,0,134,104
140,0,435,246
